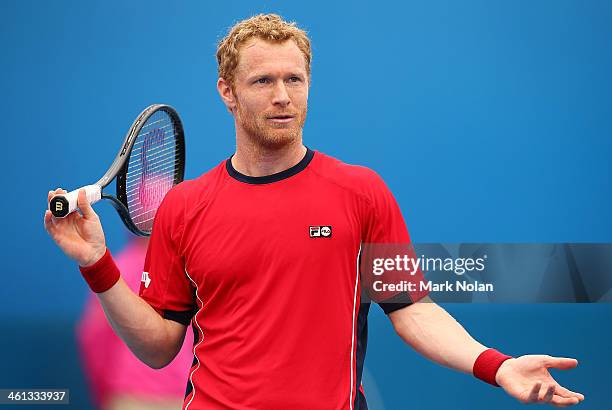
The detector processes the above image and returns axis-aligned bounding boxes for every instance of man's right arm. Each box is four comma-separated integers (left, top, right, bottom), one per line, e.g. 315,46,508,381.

97,277,187,369
44,188,185,369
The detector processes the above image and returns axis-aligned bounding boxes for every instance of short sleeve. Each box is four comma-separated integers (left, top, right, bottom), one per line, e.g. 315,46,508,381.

139,187,195,325
360,171,429,314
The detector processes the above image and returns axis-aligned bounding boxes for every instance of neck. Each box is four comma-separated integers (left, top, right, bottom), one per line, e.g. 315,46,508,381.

232,136,306,177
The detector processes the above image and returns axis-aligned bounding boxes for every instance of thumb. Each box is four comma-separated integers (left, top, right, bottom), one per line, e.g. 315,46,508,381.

545,356,578,370
77,188,97,219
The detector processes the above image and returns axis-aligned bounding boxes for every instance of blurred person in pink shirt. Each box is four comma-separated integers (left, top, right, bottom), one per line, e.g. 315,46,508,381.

77,237,194,410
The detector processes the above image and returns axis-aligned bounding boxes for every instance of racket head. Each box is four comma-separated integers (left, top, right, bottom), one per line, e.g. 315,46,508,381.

113,104,185,236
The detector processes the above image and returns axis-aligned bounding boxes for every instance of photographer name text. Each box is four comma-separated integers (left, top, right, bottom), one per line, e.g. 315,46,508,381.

372,280,494,293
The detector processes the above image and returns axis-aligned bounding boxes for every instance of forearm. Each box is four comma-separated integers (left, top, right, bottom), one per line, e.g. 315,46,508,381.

97,277,186,369
389,297,487,374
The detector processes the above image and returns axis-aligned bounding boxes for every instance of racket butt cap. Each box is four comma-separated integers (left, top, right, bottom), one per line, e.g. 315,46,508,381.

50,196,70,217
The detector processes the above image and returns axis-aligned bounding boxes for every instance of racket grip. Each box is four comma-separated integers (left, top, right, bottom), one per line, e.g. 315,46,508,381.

49,185,102,218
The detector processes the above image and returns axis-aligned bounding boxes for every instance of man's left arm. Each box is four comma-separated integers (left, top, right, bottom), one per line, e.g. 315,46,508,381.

388,298,585,407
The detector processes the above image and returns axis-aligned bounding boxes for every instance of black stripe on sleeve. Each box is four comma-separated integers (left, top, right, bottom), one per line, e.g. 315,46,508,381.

379,292,413,315
163,309,194,325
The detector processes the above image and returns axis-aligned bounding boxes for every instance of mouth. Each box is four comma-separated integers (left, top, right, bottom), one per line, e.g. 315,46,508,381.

266,114,296,124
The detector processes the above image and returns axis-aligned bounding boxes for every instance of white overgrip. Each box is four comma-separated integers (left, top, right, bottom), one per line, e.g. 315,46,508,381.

50,185,102,217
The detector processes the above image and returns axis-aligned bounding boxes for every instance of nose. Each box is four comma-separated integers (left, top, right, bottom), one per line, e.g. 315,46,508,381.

271,81,290,107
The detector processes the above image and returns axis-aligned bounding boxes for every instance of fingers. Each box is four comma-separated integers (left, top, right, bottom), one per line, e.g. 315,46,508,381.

527,381,542,402
44,209,53,231
555,384,585,401
545,356,579,370
525,382,557,404
550,394,581,407
44,208,77,235
542,383,555,402
77,188,96,219
45,188,71,232
526,383,585,406
48,188,68,204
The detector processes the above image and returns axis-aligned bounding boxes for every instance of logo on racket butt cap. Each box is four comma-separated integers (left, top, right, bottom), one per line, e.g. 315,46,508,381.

50,196,70,218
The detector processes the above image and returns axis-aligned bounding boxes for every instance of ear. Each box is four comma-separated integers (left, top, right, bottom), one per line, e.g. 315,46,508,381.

217,77,236,114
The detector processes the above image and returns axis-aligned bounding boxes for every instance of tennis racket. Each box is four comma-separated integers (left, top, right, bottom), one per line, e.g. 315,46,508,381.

49,104,185,236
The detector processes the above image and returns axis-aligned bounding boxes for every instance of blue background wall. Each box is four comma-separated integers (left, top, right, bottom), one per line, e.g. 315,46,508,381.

1,0,610,408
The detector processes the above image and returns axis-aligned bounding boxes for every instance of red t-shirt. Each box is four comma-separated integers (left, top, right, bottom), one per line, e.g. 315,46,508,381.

139,148,427,410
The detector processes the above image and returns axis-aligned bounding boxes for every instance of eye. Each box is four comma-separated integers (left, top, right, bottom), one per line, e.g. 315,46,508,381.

255,77,270,84
288,76,301,83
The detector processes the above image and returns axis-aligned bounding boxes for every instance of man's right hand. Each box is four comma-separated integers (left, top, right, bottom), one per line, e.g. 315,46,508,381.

45,189,185,368
44,188,107,267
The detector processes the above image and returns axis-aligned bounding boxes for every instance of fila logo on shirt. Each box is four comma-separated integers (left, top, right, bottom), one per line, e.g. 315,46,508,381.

310,226,332,238
141,271,151,288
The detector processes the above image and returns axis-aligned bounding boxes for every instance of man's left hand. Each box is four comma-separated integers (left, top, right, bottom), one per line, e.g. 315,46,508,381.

496,355,584,407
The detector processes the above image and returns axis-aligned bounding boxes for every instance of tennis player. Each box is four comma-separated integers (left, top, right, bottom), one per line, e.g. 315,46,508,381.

45,14,584,409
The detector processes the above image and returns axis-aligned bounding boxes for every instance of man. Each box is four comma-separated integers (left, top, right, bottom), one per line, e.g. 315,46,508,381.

45,14,584,409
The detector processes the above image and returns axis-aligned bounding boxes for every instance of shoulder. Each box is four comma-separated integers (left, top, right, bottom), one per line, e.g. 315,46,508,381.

156,160,227,220
151,160,227,243
310,150,390,201
164,160,226,201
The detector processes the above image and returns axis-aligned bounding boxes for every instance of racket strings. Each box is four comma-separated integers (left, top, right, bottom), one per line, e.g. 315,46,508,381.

130,123,176,150
125,145,179,177
125,110,180,232
125,163,181,197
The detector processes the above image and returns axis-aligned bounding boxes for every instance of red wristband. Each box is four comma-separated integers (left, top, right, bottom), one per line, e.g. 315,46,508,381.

473,348,512,387
79,248,121,293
